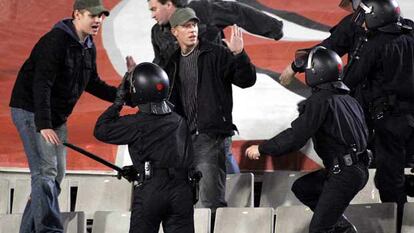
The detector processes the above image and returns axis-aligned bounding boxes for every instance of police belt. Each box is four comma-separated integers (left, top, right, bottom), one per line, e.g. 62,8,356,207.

147,168,189,179
331,151,365,174
397,101,414,113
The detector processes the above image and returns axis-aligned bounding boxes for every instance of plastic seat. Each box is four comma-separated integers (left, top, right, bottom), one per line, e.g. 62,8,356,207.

12,178,70,213
214,207,274,233
402,202,414,233
92,211,131,233
275,205,312,233
11,179,30,213
74,176,132,219
260,170,309,208
0,213,22,233
0,179,10,214
274,203,397,233
225,173,254,207
350,168,381,204
345,203,397,233
61,211,86,233
159,208,211,233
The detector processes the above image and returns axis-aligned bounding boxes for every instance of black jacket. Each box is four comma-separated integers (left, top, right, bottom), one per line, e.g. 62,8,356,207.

152,0,283,67
94,105,194,169
259,87,368,167
320,14,366,61
10,19,116,131
346,23,414,107
291,14,366,75
164,39,256,136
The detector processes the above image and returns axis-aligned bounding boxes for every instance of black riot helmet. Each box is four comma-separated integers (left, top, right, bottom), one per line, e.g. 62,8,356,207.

128,62,170,105
304,46,344,88
354,0,400,29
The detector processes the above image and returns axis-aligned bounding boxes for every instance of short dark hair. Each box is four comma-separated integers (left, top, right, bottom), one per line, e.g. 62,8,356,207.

150,0,187,7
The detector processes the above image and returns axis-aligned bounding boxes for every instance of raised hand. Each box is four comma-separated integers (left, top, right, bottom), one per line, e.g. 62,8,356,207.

126,56,137,73
222,24,244,55
279,64,297,86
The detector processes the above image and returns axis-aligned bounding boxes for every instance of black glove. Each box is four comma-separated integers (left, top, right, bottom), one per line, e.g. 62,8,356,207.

117,165,139,183
114,73,129,107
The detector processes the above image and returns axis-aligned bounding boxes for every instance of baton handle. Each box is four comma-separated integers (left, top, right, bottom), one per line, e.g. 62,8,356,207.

63,142,123,172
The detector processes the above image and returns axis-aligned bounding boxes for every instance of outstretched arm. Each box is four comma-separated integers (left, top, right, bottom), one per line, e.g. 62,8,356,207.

190,0,283,40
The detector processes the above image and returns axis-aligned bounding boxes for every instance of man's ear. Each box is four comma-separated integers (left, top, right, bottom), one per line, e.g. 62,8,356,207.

171,27,178,37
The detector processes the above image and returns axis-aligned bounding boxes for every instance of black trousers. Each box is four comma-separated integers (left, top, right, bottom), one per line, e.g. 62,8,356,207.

373,113,414,233
291,162,368,233
129,175,194,233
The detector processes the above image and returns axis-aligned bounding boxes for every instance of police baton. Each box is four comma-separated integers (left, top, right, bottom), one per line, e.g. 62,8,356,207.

63,142,123,172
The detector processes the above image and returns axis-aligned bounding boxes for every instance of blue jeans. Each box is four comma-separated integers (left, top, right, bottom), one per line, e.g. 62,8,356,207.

11,108,66,233
224,137,240,174
192,133,227,212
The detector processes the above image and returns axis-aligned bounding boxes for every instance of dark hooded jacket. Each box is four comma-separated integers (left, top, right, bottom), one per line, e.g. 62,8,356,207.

10,19,116,131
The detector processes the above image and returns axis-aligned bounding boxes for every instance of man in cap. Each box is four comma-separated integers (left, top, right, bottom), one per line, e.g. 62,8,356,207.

133,7,256,222
143,0,283,174
146,0,283,68
10,0,117,232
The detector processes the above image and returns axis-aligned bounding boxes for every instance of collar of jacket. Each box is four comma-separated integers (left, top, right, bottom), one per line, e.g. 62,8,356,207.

170,38,214,62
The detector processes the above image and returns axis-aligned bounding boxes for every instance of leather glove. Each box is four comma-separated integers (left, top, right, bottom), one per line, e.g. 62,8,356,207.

117,165,139,183
114,73,129,107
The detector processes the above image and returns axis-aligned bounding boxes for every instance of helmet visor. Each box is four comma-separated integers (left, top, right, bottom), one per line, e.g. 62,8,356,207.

352,2,372,27
294,48,312,72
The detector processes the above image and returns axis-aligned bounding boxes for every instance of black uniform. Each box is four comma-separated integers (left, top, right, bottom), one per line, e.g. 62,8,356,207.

346,25,414,232
94,104,195,233
259,87,369,233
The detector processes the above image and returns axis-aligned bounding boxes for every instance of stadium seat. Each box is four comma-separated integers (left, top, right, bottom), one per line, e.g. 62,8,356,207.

61,211,86,233
402,202,414,233
0,213,22,233
274,203,397,233
260,170,309,208
74,176,132,219
345,203,397,233
91,211,131,233
0,179,10,214
275,205,312,233
225,173,254,207
11,179,30,213
350,168,381,204
12,178,70,213
214,207,274,233
159,208,211,233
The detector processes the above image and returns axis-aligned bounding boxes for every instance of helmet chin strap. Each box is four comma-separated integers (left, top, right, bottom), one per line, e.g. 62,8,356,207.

138,101,174,115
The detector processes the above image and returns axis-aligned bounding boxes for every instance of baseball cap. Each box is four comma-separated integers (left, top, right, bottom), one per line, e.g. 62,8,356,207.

169,7,199,28
74,0,110,16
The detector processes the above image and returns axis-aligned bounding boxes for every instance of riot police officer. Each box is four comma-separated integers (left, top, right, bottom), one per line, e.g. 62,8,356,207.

246,47,370,233
94,63,196,233
346,0,414,232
